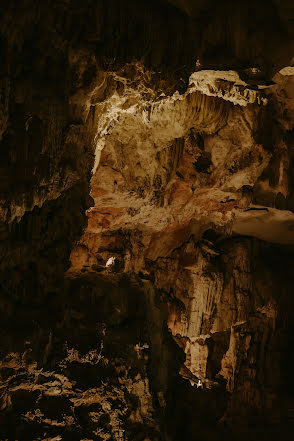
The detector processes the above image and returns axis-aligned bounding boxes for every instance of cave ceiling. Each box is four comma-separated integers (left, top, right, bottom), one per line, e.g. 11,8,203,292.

1,1,294,440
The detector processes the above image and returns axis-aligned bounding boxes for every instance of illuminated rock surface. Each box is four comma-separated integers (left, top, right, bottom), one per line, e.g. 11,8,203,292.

1,1,294,440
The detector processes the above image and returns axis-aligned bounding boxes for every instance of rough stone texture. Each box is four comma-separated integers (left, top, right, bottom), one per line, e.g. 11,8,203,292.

0,271,167,440
1,1,294,440
71,49,294,441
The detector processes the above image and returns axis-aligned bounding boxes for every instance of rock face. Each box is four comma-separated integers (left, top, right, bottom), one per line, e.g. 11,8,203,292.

1,1,294,440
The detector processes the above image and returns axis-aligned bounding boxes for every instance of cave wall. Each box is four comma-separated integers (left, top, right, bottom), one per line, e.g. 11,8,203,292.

1,1,294,440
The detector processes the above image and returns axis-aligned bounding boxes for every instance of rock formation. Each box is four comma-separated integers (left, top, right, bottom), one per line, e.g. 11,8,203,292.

1,1,294,440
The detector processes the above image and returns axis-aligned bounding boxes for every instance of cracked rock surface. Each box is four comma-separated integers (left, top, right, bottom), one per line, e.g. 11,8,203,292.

1,1,294,440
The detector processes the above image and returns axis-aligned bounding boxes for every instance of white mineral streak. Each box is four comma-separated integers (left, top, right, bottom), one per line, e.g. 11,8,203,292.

189,70,268,106
106,256,116,267
279,66,294,76
92,66,267,172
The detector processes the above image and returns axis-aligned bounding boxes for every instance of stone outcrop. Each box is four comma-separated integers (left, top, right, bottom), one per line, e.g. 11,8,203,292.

1,1,294,440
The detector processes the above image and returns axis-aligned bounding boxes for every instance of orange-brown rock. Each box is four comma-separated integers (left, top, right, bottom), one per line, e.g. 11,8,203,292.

1,1,294,440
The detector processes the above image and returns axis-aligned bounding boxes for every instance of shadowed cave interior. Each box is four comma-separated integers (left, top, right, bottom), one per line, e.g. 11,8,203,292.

1,1,294,440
